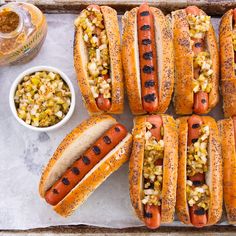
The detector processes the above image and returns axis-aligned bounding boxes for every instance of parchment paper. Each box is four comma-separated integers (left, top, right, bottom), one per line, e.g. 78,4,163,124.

0,14,227,230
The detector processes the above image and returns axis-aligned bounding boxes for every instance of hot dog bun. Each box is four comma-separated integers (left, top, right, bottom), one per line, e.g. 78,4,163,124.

129,114,178,224
74,6,123,115
122,7,174,115
176,116,222,226
220,9,236,117
218,118,236,224
39,115,132,217
172,8,219,114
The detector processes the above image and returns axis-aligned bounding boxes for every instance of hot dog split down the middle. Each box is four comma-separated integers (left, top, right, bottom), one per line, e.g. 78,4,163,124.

129,114,178,229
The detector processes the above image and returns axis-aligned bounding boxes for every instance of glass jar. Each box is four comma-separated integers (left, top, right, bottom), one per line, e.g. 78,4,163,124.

0,2,47,66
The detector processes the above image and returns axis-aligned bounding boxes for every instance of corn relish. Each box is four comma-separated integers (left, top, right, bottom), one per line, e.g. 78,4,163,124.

142,122,164,206
75,7,111,99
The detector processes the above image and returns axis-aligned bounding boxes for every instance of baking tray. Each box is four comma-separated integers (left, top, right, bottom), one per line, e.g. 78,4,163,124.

1,0,236,235
3,0,236,15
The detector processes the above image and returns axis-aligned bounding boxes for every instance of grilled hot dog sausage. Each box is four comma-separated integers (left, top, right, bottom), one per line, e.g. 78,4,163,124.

187,115,207,227
144,204,161,229
187,114,203,146
45,123,127,206
186,6,209,114
143,115,163,229
137,3,159,113
193,91,209,114
95,74,111,111
147,115,163,141
87,4,100,11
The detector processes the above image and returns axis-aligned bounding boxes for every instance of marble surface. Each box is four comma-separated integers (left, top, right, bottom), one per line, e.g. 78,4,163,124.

0,14,226,230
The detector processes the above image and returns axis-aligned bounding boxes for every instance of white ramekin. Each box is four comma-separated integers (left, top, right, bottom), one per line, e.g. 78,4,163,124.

9,66,76,132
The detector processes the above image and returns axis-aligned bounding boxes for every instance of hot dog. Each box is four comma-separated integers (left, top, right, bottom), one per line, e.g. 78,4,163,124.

186,8,209,115
74,5,124,115
172,6,219,114
96,74,111,111
218,117,236,224
177,116,222,227
220,9,236,117
129,114,178,229
122,4,174,115
143,115,163,229
39,115,132,216
187,115,207,227
137,3,159,113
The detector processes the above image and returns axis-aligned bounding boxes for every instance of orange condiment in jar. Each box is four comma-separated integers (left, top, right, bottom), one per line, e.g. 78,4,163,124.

0,2,47,66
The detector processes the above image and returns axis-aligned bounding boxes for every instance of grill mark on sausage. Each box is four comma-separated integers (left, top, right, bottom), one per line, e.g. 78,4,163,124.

143,65,154,74
145,212,153,218
92,146,101,155
195,42,202,48
143,93,156,103
62,177,70,185
192,123,200,129
71,167,80,175
192,180,203,186
143,51,153,60
140,25,151,31
192,138,198,143
140,11,150,16
82,155,91,164
151,124,156,129
52,189,59,194
144,80,155,88
103,135,111,144
194,208,206,215
142,39,152,45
